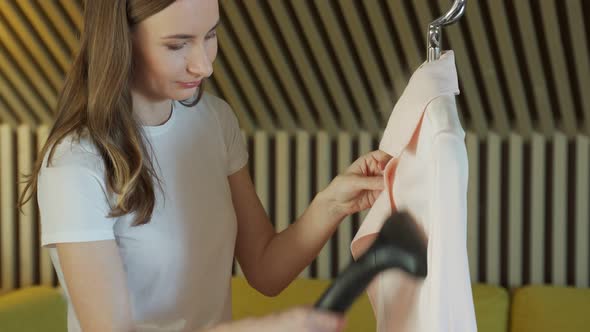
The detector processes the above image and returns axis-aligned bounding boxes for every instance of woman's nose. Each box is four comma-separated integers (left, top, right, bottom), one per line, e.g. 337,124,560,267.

187,48,213,78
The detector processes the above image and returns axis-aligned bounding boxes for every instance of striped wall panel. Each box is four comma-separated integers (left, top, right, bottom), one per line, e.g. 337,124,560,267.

0,124,58,294
1,0,589,136
1,125,588,294
244,130,590,287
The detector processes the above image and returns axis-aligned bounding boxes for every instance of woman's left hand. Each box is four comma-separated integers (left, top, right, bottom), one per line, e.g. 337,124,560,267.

319,150,393,220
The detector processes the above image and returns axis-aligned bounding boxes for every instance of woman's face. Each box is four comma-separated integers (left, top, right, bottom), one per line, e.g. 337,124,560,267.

131,0,219,101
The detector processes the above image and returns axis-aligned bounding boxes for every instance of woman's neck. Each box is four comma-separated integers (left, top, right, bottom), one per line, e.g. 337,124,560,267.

130,89,173,127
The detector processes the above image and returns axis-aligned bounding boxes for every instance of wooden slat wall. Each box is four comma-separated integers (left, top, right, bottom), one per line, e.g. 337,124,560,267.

0,124,16,292
248,130,589,287
0,0,589,137
1,0,589,297
1,127,588,294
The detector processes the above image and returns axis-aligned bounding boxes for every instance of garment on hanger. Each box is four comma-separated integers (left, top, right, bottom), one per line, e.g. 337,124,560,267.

351,51,477,332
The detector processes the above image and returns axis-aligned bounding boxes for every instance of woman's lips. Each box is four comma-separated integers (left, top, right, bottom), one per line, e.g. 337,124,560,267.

177,80,202,89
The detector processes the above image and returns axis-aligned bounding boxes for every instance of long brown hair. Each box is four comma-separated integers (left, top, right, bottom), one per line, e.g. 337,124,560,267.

18,0,204,226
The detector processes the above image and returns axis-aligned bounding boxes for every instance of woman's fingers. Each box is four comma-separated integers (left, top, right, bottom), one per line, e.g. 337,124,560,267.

274,307,345,332
304,309,346,332
236,307,345,332
372,149,393,163
347,150,393,175
350,174,385,192
375,150,393,170
320,150,392,218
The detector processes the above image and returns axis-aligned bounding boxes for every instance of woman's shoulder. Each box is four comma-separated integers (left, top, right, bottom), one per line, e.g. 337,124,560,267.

199,92,236,120
174,92,233,125
200,92,231,111
198,92,240,127
41,130,104,177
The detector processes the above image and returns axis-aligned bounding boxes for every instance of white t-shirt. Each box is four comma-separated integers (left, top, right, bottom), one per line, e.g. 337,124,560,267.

37,93,249,332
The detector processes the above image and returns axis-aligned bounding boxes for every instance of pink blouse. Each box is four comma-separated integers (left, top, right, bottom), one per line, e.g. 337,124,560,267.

351,51,477,332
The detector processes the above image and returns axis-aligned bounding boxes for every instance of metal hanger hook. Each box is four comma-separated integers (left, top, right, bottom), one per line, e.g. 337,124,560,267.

427,0,467,62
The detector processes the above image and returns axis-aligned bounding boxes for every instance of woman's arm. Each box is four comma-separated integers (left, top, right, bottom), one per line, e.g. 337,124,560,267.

230,150,391,296
203,307,345,332
57,240,135,332
59,240,345,332
230,166,343,296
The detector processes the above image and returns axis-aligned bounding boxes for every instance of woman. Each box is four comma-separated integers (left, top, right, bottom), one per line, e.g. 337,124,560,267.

18,1,391,331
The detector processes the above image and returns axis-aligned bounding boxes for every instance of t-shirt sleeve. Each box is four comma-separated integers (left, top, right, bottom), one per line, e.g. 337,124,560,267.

37,165,116,248
213,99,249,175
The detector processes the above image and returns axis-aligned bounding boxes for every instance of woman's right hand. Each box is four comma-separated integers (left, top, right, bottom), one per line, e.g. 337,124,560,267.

211,307,346,332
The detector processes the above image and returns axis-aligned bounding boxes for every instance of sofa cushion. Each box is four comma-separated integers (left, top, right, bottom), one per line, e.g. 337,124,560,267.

511,285,590,332
0,279,522,332
0,286,66,332
233,278,511,332
232,277,375,332
472,283,510,332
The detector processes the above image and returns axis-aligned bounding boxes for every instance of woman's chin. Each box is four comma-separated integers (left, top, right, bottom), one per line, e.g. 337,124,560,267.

174,89,198,101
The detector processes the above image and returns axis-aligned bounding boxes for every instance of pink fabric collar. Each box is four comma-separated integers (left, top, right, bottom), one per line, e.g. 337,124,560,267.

379,51,459,158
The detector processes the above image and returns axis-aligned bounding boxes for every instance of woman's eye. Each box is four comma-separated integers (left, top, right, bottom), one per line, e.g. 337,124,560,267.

205,31,217,40
167,43,186,51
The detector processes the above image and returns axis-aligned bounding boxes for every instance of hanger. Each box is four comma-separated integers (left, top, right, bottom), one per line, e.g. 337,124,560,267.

427,0,467,62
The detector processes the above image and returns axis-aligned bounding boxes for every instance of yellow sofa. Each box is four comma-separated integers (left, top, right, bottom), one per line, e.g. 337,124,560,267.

231,278,510,332
0,277,588,332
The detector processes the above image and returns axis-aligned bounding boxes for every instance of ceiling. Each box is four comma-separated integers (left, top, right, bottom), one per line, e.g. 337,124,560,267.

0,0,588,137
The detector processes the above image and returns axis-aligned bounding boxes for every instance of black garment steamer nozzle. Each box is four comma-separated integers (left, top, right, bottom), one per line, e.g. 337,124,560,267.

314,211,427,313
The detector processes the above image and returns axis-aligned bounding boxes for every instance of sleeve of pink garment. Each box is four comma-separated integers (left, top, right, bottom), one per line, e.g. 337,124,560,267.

350,51,478,332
